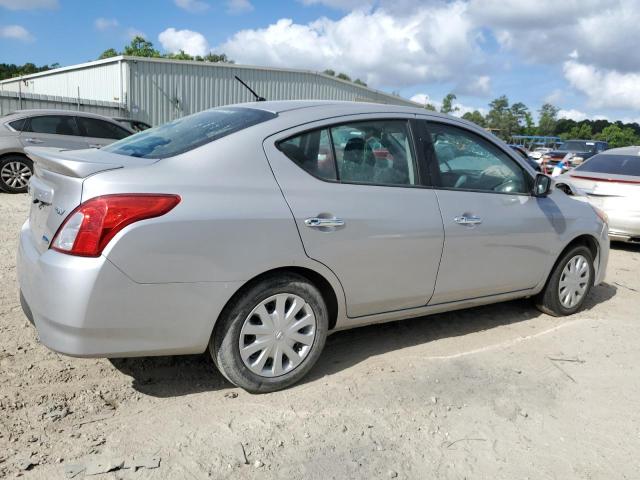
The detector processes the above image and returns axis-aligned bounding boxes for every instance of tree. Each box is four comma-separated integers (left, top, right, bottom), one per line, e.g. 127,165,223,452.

323,69,335,76
538,103,559,136
166,50,194,61
486,95,512,138
462,110,486,127
202,53,233,63
98,48,119,60
0,62,56,80
440,93,459,114
123,36,161,57
336,72,351,81
560,123,593,140
353,78,367,87
596,124,639,148
509,102,529,134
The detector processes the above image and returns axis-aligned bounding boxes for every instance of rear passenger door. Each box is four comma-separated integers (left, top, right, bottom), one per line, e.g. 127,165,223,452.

264,116,444,318
19,115,87,150
76,116,132,148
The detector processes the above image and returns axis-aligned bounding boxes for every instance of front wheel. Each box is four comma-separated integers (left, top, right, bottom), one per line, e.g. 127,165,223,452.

0,155,33,194
535,245,595,316
210,273,328,393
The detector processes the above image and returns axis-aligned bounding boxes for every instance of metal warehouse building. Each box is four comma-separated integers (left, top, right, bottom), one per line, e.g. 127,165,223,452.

0,56,418,126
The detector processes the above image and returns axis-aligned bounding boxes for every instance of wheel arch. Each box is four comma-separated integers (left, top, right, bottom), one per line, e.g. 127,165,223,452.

214,266,341,337
551,233,600,282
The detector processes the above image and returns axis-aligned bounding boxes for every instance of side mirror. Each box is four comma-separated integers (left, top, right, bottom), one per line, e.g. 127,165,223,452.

533,173,552,197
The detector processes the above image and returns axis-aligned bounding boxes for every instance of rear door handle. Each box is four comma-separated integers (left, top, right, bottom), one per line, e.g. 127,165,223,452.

24,138,44,144
304,217,345,228
454,215,482,225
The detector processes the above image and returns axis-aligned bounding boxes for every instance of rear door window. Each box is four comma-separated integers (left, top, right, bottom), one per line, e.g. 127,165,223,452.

7,118,27,131
24,115,80,136
104,107,277,159
278,129,337,181
77,117,131,140
576,154,640,176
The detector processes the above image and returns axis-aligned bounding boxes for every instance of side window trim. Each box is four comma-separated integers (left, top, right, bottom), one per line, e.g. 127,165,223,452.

277,117,423,188
423,120,534,196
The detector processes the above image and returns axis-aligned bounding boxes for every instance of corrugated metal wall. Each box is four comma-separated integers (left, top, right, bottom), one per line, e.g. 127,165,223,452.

0,57,419,126
0,61,125,103
127,58,418,125
0,91,123,118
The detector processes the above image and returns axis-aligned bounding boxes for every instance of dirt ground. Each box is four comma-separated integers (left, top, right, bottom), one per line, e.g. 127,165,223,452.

1,192,639,480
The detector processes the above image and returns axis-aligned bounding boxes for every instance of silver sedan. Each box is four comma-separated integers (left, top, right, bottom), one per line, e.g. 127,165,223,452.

17,101,609,392
558,146,640,243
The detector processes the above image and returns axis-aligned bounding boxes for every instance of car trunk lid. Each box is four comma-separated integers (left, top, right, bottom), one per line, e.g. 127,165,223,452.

25,147,157,254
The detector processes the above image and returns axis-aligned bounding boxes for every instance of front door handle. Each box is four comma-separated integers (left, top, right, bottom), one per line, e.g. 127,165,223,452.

304,217,345,228
24,138,44,144
88,144,102,148
454,215,482,225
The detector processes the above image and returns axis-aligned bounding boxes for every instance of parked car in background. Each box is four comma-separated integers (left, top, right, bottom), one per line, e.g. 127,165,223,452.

528,147,553,161
18,101,609,393
542,140,608,174
508,144,542,172
558,146,640,243
113,117,152,132
0,110,134,193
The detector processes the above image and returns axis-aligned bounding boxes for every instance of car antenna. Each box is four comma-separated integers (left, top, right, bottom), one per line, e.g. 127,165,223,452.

234,75,266,102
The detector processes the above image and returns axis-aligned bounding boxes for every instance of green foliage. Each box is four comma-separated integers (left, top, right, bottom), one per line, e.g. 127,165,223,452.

423,103,437,111
336,72,351,81
323,69,335,76
538,103,559,136
123,36,161,57
98,48,119,60
559,123,593,141
486,95,514,138
440,93,458,114
461,110,486,127
98,37,233,64
595,124,640,148
0,62,58,81
353,78,367,87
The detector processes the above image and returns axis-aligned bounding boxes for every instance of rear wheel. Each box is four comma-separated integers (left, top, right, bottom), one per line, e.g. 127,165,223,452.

535,245,594,316
0,155,33,194
210,273,328,393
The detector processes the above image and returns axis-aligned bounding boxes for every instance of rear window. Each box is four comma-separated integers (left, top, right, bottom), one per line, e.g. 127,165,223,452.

103,107,277,159
576,154,640,176
561,140,597,152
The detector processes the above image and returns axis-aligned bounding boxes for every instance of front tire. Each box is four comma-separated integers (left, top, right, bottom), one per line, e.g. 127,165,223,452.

210,273,328,393
535,245,595,316
0,155,33,194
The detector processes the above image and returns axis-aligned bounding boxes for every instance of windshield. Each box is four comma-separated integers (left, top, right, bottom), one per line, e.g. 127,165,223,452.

103,107,277,159
576,154,640,176
560,141,596,152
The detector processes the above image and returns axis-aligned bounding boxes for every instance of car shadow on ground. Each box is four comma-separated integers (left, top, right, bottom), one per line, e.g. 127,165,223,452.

110,282,617,397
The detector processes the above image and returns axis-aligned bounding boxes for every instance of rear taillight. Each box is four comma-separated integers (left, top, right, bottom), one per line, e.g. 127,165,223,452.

51,194,181,257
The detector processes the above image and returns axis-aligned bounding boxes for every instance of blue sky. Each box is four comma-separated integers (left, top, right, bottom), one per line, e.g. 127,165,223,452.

1,0,639,123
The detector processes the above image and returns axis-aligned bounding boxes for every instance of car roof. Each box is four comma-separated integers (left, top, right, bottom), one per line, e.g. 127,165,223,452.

597,146,640,156
2,109,121,122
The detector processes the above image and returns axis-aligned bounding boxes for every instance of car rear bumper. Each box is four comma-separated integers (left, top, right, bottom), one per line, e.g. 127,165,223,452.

17,220,241,358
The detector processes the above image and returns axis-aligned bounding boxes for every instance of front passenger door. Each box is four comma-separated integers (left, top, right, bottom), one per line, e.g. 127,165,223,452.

423,121,558,304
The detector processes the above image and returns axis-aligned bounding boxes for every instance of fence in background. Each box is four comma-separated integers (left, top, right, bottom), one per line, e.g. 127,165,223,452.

0,90,124,118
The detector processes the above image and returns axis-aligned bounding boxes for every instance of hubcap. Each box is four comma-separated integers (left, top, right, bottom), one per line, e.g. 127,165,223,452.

239,293,316,378
1,161,31,189
558,254,590,309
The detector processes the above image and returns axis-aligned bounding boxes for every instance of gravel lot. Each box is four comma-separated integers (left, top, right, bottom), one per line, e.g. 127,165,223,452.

1,192,639,479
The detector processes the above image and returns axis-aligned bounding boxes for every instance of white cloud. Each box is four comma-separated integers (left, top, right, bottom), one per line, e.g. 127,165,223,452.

0,0,57,10
158,27,210,56
564,60,640,110
0,25,34,42
558,109,588,122
174,0,209,13
457,75,490,96
95,17,118,31
227,0,254,14
219,3,480,89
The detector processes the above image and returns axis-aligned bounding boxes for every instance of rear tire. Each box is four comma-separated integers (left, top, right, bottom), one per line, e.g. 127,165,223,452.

0,155,33,194
210,273,328,393
535,245,595,316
